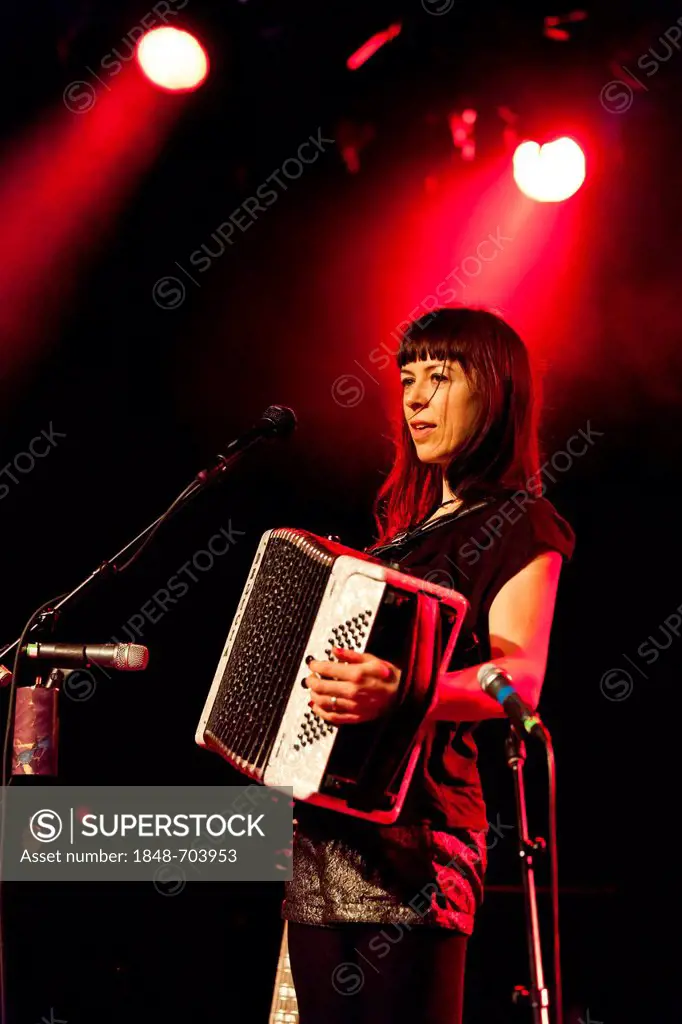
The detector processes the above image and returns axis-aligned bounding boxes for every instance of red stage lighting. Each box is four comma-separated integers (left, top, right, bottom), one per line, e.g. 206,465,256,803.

136,27,209,92
512,137,586,202
449,110,477,162
346,23,402,70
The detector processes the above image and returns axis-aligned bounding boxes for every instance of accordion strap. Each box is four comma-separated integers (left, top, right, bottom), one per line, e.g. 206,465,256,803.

398,589,441,715
350,591,442,810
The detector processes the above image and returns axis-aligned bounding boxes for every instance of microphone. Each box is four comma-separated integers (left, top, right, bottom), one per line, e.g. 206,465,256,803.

478,663,546,742
21,642,149,671
224,405,297,455
196,405,297,486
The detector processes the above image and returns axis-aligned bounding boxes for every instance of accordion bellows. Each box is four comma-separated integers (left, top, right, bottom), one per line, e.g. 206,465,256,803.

196,528,469,823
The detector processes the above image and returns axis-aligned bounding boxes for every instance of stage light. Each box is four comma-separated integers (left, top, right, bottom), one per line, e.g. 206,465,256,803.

449,110,477,161
336,119,376,174
543,10,588,42
347,23,402,70
136,27,209,92
512,137,586,202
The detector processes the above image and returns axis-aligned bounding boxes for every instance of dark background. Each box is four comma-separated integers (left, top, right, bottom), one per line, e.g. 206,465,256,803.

1,1,680,1021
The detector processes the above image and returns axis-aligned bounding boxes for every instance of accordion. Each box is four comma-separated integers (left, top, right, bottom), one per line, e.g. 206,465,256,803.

195,528,469,822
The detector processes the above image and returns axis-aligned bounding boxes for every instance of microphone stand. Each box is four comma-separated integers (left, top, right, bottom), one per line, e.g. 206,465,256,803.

505,725,551,1024
0,436,262,782
0,438,256,666
0,421,292,1024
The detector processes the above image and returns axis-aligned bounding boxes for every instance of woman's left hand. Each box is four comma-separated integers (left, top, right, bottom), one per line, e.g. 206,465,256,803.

306,647,401,725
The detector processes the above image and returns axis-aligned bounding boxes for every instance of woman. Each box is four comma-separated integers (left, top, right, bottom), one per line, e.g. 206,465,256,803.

281,307,575,1024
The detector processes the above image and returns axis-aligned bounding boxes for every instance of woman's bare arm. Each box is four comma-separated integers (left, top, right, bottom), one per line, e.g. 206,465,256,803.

426,550,563,723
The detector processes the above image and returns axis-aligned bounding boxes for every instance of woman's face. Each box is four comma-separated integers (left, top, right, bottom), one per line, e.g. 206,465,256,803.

400,357,479,465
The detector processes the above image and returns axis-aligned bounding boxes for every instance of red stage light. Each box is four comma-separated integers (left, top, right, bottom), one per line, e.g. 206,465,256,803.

448,110,477,162
136,27,209,92
512,137,586,202
347,23,402,71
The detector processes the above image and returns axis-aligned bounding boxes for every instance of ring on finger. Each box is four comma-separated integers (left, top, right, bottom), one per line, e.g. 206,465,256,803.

330,696,338,710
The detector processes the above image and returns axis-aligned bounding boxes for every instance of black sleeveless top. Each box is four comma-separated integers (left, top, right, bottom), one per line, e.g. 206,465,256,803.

282,493,575,932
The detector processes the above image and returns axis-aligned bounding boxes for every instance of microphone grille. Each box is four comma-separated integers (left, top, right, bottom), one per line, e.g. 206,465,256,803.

262,405,297,438
477,662,500,691
114,644,150,671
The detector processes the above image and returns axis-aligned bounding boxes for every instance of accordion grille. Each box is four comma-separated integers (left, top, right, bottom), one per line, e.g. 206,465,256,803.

205,530,334,773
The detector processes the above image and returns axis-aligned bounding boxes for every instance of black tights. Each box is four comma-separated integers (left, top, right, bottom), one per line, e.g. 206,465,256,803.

287,921,468,1024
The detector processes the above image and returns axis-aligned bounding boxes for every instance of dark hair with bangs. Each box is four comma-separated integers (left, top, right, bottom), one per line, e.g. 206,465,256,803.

373,307,540,544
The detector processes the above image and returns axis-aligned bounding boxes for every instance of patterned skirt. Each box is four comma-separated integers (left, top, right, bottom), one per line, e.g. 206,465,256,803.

282,811,488,935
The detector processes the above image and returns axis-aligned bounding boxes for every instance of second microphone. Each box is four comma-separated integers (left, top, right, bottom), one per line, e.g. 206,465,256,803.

22,642,149,671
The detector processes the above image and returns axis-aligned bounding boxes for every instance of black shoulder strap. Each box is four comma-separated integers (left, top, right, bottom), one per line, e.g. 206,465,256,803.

367,497,494,561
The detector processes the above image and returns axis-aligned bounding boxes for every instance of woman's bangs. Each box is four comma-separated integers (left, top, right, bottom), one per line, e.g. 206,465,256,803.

397,333,467,369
